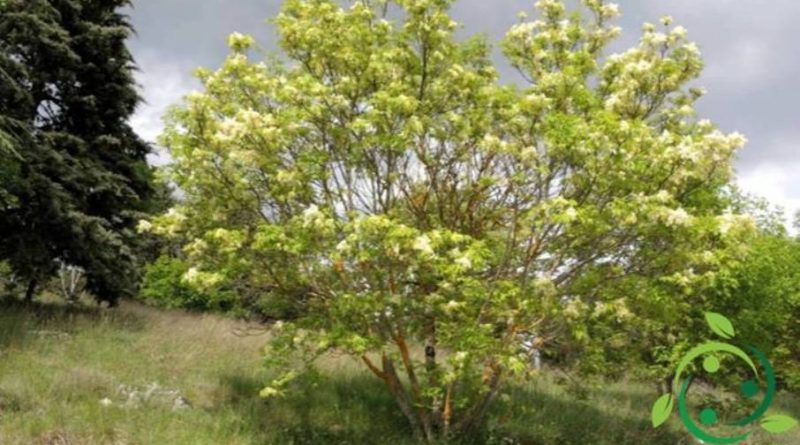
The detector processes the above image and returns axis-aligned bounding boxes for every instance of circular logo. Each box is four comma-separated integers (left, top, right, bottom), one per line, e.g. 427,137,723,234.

651,312,797,443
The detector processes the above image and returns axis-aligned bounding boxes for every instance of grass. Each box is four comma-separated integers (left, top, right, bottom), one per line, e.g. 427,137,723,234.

1,298,798,444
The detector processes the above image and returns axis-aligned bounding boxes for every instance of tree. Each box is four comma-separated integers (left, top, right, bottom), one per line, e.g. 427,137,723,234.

692,196,800,390
710,232,800,389
152,0,751,440
0,0,153,304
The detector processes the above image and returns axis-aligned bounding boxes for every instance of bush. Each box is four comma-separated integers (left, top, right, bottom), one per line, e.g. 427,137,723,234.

139,256,238,313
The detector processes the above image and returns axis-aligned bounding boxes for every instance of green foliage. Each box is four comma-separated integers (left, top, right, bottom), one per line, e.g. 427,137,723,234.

0,0,154,304
150,0,752,440
702,232,800,389
140,256,238,313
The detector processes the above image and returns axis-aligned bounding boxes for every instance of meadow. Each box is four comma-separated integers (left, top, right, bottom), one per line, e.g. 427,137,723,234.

1,298,798,445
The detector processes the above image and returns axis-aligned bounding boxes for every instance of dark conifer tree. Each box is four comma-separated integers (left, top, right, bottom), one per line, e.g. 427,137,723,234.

0,0,153,304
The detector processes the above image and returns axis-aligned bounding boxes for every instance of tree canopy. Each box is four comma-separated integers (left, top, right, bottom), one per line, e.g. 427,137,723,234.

0,0,153,303
150,0,754,440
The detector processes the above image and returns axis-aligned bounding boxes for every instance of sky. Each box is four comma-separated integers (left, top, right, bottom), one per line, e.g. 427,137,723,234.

126,0,800,227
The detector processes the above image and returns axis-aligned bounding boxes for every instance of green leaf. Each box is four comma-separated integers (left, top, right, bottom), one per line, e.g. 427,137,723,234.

705,312,735,339
651,393,674,427
760,415,798,433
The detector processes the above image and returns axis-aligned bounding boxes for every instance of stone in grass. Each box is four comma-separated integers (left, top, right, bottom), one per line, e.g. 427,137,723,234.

115,382,192,411
172,396,192,411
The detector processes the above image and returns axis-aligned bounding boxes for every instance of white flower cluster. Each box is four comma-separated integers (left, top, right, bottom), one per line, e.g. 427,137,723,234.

136,219,153,233
182,267,223,289
149,207,187,237
716,212,755,235
700,130,747,163
450,248,472,269
535,0,565,15
663,207,692,227
683,42,700,56
673,138,701,162
214,117,246,143
227,32,255,51
302,204,326,228
413,234,434,256
599,3,620,20
237,109,262,127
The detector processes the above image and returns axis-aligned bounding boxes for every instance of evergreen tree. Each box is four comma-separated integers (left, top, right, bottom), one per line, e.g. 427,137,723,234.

0,0,152,304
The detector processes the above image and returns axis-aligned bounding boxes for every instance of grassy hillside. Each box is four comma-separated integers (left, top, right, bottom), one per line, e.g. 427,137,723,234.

1,300,797,444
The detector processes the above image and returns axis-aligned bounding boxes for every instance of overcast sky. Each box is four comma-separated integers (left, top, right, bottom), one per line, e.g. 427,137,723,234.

126,0,800,226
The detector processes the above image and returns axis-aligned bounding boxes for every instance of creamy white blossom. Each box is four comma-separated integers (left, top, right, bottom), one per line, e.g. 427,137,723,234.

600,3,620,19
684,42,701,56
413,235,434,256
227,32,255,50
136,219,153,233
302,204,324,228
183,267,200,284
665,207,692,227
454,255,472,269
215,118,245,143
671,26,688,38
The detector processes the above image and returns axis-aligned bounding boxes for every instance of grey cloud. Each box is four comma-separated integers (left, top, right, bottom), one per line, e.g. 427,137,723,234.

127,0,281,70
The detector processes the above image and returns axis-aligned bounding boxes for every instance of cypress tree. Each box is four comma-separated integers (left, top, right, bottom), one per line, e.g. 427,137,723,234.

0,0,153,304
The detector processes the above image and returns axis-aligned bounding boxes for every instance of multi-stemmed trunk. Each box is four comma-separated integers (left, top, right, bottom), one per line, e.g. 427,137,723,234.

360,332,504,443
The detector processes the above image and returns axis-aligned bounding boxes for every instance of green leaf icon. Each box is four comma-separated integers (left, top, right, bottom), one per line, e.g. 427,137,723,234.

761,415,798,433
651,393,674,427
705,312,735,339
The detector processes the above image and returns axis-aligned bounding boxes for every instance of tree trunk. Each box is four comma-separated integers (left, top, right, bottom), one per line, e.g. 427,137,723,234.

382,355,428,442
442,382,454,438
455,365,503,435
656,374,672,394
395,334,433,440
24,278,37,303
362,354,427,442
424,318,442,430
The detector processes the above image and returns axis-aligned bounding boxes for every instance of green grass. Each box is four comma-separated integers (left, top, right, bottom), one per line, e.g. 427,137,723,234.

1,299,798,444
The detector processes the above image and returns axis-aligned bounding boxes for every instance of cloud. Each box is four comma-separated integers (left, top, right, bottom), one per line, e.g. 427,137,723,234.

130,52,198,166
737,162,800,230
703,39,773,89
735,130,800,231
638,0,800,91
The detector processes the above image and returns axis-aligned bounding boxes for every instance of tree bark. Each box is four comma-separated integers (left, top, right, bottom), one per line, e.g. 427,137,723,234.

424,318,442,430
442,382,454,438
656,374,672,394
395,334,433,440
382,355,428,442
24,278,37,303
362,354,427,442
455,364,503,435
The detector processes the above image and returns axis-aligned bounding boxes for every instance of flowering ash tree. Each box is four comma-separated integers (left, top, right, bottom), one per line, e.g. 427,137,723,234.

149,0,753,441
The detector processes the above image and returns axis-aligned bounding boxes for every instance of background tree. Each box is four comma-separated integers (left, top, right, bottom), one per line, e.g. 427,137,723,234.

692,196,800,390
152,0,751,440
0,0,153,304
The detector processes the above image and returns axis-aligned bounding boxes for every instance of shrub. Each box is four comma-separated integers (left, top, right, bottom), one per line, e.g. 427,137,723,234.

139,256,237,313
